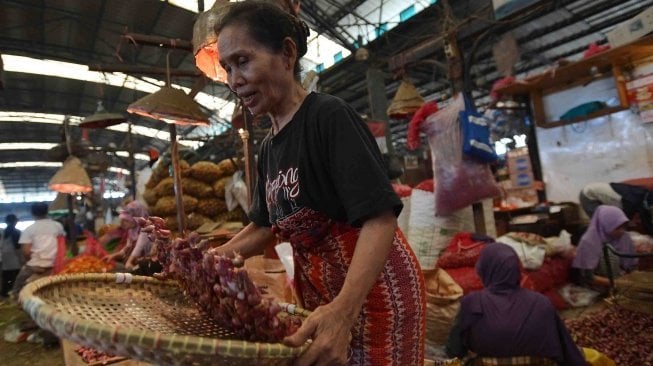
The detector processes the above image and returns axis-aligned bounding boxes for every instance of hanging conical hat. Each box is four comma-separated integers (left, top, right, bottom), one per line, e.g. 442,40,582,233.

49,156,93,194
127,86,209,126
387,79,425,119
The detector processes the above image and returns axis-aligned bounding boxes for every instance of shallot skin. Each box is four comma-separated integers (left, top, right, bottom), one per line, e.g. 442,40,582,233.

138,216,302,342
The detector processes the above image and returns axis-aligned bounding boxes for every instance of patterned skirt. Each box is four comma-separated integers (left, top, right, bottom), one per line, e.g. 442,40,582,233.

273,208,426,365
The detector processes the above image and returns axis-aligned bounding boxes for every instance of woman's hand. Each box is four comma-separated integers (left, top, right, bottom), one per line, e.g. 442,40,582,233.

102,252,120,263
283,302,354,366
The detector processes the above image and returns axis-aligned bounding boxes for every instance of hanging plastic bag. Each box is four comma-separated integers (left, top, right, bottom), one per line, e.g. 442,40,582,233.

423,94,501,216
459,93,498,163
225,171,249,212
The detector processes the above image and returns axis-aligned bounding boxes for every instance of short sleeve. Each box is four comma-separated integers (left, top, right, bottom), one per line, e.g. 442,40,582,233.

316,98,402,225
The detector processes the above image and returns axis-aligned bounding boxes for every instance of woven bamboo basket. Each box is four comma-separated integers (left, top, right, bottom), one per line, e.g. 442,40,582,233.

19,273,310,366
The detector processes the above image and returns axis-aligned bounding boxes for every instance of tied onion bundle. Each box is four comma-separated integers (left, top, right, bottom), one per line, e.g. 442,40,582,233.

137,217,302,342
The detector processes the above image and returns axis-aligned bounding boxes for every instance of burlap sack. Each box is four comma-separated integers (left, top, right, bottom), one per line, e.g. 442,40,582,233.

424,268,464,346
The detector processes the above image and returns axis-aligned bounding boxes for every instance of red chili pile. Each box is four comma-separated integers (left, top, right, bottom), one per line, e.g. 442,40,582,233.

138,216,302,342
565,306,653,365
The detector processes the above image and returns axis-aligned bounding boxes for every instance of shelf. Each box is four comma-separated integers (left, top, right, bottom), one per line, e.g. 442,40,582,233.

496,34,653,128
537,105,629,129
498,34,653,96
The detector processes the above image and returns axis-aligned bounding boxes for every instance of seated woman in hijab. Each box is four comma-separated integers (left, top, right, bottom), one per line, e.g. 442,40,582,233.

102,201,158,274
446,243,585,365
571,205,638,288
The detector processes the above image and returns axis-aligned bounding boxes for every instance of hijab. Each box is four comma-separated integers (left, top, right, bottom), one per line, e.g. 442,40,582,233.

573,205,637,271
457,243,585,364
118,201,148,241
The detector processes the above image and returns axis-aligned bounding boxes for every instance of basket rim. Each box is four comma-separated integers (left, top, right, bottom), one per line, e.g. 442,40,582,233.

19,273,310,359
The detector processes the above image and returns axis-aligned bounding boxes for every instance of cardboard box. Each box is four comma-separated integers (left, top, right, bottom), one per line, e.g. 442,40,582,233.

506,148,532,174
607,6,653,48
510,170,534,188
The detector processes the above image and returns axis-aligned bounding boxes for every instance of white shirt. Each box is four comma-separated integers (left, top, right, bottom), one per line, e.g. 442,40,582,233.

19,218,65,268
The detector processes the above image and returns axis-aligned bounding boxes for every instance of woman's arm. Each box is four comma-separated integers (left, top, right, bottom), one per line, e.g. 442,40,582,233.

125,232,151,270
284,209,397,366
210,222,276,259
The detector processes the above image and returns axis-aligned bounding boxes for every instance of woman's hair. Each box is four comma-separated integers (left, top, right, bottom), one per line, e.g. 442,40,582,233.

5,214,18,225
214,1,310,80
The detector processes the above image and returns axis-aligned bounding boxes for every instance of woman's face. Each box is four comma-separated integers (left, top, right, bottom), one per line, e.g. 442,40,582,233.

120,218,135,230
218,24,293,116
609,222,627,239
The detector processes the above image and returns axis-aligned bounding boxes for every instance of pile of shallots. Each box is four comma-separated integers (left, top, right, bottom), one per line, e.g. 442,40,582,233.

137,216,302,342
565,306,653,365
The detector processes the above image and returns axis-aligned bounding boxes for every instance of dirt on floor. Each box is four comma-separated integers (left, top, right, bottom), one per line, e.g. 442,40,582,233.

0,300,65,366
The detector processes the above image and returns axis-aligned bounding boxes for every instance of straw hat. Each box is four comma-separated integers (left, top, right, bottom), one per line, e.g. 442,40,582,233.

127,86,209,126
48,156,93,194
387,79,425,119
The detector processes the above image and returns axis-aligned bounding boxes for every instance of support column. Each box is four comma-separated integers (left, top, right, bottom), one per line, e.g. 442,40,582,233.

366,67,394,155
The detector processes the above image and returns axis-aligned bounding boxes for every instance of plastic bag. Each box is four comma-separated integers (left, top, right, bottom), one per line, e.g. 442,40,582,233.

274,242,295,288
52,235,68,275
225,171,249,212
82,230,109,258
423,94,501,216
558,283,601,307
460,93,497,163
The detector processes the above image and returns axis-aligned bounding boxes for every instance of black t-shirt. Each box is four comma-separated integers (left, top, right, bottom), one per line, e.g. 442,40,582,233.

248,92,402,227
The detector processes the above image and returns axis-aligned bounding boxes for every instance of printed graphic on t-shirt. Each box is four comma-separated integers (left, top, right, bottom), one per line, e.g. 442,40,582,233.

265,166,301,221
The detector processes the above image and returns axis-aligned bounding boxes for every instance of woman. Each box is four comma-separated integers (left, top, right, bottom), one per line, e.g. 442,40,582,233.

1,214,23,298
571,205,638,288
103,201,155,273
446,243,585,365
212,2,426,365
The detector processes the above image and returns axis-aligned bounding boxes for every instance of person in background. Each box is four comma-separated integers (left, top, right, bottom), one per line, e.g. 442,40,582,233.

579,180,653,235
10,203,65,297
446,242,586,365
211,2,425,365
571,205,638,288
1,214,23,298
102,200,158,274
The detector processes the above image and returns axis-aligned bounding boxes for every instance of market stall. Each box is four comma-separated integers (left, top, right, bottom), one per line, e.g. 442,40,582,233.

2,1,653,366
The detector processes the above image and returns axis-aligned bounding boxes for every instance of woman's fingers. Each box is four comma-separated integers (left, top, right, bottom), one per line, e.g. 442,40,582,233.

283,317,316,347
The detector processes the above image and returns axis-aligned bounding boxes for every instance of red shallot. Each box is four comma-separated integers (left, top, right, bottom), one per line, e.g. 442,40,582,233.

139,216,302,342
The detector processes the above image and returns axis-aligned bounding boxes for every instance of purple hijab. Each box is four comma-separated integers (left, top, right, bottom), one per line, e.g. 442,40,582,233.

457,243,585,364
573,205,637,271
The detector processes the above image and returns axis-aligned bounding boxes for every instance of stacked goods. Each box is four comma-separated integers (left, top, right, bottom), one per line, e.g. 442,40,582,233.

143,158,244,231
139,216,302,342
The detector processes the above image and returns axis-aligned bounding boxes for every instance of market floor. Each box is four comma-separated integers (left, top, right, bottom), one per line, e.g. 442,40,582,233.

0,300,65,366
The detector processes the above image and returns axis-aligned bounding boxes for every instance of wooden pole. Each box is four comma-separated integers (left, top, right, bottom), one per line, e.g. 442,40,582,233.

128,122,136,200
238,102,254,208
122,33,193,51
67,194,79,256
169,124,187,234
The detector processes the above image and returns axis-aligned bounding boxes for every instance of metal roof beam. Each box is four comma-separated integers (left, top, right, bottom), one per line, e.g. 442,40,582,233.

301,2,356,51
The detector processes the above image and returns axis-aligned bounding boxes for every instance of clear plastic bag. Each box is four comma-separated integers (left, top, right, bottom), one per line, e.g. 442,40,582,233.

225,171,249,212
422,94,501,215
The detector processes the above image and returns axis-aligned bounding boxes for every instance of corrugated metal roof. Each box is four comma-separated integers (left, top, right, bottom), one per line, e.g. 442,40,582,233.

0,0,651,206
